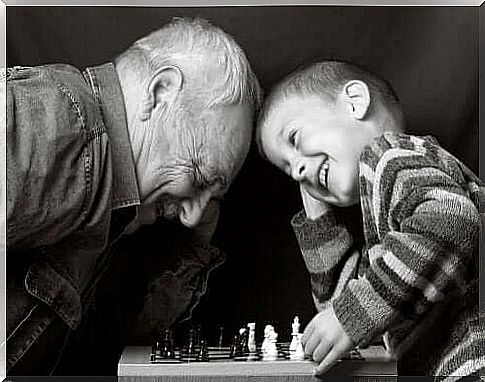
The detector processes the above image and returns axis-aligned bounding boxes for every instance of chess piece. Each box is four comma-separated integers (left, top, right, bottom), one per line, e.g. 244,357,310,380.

246,322,259,361
261,324,272,354
180,328,197,363
151,338,163,361
262,326,278,361
289,316,300,352
290,333,305,361
247,323,256,353
162,328,176,359
233,327,249,361
194,324,202,349
229,334,239,359
289,316,301,360
217,325,224,348
196,339,210,362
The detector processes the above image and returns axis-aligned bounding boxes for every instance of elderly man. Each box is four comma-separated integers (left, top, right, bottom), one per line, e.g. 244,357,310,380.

6,17,261,376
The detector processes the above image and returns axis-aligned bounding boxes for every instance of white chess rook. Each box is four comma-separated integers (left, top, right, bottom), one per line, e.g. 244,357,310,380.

247,322,256,353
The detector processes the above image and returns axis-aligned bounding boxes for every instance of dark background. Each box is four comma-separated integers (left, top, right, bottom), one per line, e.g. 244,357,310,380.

7,6,479,345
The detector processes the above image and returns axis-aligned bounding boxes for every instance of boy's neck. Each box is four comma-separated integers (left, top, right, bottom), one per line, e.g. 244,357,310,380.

371,102,404,135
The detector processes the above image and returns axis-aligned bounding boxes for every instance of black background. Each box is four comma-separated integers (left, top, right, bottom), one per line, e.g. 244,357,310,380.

7,6,479,345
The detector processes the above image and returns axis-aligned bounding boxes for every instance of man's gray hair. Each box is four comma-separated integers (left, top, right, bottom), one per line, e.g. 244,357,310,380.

116,17,262,112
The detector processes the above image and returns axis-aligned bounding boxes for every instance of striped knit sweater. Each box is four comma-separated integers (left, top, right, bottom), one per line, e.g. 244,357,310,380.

292,132,484,378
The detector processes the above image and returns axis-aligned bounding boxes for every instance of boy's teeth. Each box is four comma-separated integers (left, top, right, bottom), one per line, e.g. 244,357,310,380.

319,162,329,187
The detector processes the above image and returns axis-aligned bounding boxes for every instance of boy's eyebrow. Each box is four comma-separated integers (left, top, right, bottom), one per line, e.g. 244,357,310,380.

278,123,291,140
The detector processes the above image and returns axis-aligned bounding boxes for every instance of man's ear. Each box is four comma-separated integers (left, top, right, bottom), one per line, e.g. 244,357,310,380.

140,65,184,121
341,80,370,120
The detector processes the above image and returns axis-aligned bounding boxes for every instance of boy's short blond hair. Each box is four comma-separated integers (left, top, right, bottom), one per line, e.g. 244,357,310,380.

256,60,404,159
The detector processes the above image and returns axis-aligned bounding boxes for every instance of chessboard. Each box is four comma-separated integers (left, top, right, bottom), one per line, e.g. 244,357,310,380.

118,344,397,380
150,343,365,363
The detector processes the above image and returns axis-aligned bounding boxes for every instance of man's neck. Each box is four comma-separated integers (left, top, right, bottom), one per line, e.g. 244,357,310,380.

115,63,140,129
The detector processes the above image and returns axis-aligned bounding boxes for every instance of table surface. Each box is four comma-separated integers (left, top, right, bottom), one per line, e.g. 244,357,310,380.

118,345,397,380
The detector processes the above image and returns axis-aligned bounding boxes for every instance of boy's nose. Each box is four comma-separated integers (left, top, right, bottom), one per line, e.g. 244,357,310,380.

291,160,307,182
178,190,212,228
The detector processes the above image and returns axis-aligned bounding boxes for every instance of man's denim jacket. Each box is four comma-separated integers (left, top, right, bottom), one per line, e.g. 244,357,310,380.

5,63,224,370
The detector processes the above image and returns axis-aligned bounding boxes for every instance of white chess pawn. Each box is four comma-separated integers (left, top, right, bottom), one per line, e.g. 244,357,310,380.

261,324,272,353
263,329,278,361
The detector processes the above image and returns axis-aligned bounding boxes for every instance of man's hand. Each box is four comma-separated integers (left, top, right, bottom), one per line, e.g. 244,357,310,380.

300,184,330,221
301,305,353,375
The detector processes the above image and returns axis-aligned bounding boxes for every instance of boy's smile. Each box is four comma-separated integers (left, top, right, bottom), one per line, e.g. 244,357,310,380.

260,93,377,207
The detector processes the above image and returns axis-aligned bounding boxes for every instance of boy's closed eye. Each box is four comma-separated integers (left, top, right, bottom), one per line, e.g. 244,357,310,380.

289,129,298,146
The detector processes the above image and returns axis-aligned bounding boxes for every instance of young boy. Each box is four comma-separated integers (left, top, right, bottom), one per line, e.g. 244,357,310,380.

256,60,484,379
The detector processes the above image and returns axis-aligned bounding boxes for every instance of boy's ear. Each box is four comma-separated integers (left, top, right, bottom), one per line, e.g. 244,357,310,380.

341,80,370,120
140,65,184,121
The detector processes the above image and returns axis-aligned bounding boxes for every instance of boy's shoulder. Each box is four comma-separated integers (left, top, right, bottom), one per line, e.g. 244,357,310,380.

361,131,482,189
367,131,440,157
360,131,442,170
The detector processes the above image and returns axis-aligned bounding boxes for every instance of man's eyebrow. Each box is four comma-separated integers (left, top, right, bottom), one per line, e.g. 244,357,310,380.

191,160,227,190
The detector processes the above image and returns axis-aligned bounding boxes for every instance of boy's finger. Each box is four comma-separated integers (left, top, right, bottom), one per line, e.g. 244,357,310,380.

313,346,340,375
303,332,321,356
312,340,332,364
301,319,316,345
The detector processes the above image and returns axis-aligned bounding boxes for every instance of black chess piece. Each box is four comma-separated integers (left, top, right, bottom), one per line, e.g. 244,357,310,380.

229,334,239,358
151,330,164,362
162,328,176,359
232,328,249,361
217,325,224,348
196,339,210,362
180,328,197,363
194,324,202,347
151,338,163,362
240,328,250,355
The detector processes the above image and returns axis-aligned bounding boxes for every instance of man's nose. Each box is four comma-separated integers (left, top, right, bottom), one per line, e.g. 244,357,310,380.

291,159,307,182
178,190,212,228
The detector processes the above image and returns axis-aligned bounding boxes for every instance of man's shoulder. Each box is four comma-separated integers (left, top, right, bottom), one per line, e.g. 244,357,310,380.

7,63,104,134
7,63,94,103
7,63,83,83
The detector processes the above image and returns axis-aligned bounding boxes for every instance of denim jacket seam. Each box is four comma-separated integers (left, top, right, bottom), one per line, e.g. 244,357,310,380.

6,305,55,370
87,121,107,141
55,78,93,218
112,198,140,210
54,81,85,130
6,303,40,343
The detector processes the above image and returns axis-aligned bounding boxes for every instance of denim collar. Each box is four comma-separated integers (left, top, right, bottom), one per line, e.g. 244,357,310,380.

83,62,140,211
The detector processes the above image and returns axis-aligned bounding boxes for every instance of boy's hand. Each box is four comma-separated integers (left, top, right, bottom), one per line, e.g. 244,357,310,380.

301,305,354,375
300,184,330,220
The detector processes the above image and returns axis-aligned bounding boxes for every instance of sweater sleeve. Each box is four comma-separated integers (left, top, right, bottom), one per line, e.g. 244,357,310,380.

291,208,361,311
332,149,481,348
